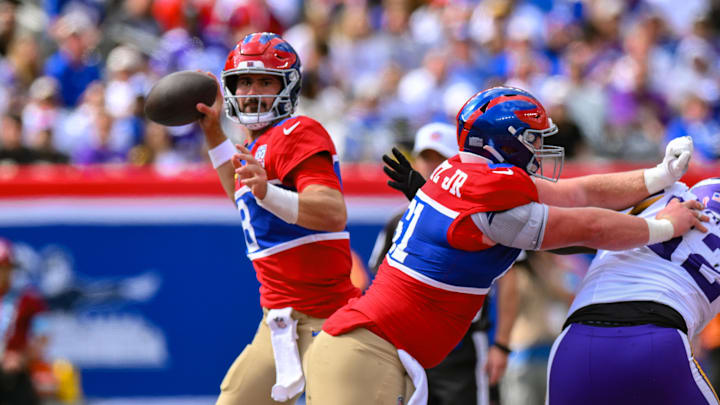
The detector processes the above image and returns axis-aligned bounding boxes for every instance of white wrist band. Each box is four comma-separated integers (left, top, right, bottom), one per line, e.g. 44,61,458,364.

645,218,674,244
257,183,299,224
208,139,235,169
644,165,671,195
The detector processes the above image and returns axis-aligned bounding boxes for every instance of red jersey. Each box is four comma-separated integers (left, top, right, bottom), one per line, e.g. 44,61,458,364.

1,289,46,355
323,156,538,367
233,116,360,318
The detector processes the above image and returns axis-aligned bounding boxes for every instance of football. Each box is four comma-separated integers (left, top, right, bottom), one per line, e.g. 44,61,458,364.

144,70,218,126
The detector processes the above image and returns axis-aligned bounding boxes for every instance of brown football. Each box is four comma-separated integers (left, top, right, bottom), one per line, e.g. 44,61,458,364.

144,70,218,126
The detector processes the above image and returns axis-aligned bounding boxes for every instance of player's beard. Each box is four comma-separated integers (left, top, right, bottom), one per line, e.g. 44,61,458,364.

242,99,270,114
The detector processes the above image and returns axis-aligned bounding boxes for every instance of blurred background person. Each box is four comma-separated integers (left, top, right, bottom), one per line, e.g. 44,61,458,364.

44,10,101,108
665,91,720,164
0,238,48,405
500,251,580,405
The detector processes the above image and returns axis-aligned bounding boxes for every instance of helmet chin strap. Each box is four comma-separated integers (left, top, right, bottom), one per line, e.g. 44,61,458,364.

245,121,271,130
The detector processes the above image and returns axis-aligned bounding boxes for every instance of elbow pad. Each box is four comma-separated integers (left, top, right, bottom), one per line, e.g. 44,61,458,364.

471,202,549,250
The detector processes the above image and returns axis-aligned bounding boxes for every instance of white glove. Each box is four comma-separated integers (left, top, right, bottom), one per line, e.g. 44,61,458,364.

644,136,693,194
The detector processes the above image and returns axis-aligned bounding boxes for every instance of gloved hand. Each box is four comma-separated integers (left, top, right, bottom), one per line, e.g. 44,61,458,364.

382,147,426,201
644,136,694,194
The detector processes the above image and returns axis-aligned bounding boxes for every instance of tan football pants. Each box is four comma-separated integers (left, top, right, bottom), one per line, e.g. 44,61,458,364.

216,308,324,405
303,328,415,405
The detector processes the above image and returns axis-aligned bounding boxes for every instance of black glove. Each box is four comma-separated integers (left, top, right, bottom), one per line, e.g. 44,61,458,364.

382,147,426,201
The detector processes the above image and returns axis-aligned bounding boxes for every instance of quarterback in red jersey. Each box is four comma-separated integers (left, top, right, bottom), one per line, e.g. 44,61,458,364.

303,87,708,405
196,32,360,405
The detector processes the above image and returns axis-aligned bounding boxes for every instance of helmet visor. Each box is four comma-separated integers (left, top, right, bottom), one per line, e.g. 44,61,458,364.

523,121,564,182
221,68,291,128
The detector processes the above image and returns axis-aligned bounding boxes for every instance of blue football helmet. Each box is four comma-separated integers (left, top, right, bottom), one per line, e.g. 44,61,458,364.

690,177,720,215
456,87,564,182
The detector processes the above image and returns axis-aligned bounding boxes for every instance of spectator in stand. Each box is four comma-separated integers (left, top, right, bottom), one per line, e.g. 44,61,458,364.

0,108,67,165
72,110,125,165
44,10,101,107
560,41,608,155
217,0,286,44
1,35,42,95
104,45,147,152
604,26,669,160
0,112,35,164
55,81,104,157
100,0,163,56
665,92,720,163
128,121,186,169
0,0,17,57
0,1,718,168
538,78,587,160
21,76,63,148
669,17,719,108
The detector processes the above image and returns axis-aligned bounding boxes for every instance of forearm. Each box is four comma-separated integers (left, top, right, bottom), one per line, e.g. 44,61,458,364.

586,210,652,250
205,131,237,203
542,207,651,251
296,185,347,232
540,170,648,210
216,162,236,203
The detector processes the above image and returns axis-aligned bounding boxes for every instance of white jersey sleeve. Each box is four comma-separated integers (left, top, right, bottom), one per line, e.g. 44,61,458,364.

470,202,549,250
569,182,720,339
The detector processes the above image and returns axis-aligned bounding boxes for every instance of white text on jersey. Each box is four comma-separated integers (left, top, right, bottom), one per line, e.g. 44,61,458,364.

430,161,467,197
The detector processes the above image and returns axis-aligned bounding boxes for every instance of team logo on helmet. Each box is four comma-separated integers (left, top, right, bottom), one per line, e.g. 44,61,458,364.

456,87,564,182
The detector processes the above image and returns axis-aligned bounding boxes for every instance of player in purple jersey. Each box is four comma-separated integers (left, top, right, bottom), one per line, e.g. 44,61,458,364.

548,178,720,405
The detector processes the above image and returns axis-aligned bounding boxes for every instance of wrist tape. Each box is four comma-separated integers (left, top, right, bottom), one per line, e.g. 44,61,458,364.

257,183,299,224
208,139,235,169
645,218,674,244
644,165,672,195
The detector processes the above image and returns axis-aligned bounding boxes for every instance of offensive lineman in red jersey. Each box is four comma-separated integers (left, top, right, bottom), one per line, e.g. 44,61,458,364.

195,32,360,405
303,87,709,405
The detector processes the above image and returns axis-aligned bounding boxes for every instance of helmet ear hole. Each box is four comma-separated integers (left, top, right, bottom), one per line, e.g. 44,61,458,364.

500,145,516,155
225,75,238,94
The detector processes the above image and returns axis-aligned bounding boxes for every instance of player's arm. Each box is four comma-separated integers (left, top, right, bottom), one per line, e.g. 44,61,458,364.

543,199,709,250
234,147,347,232
196,72,236,203
534,169,646,210
295,184,347,231
473,199,708,252
486,268,519,385
534,136,693,210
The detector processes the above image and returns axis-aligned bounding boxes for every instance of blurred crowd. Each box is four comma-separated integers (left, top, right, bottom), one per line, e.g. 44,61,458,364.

1,0,720,168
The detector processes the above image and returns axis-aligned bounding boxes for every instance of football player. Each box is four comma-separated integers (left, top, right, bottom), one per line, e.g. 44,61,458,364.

303,87,708,405
547,177,720,405
196,32,360,405
372,122,518,405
